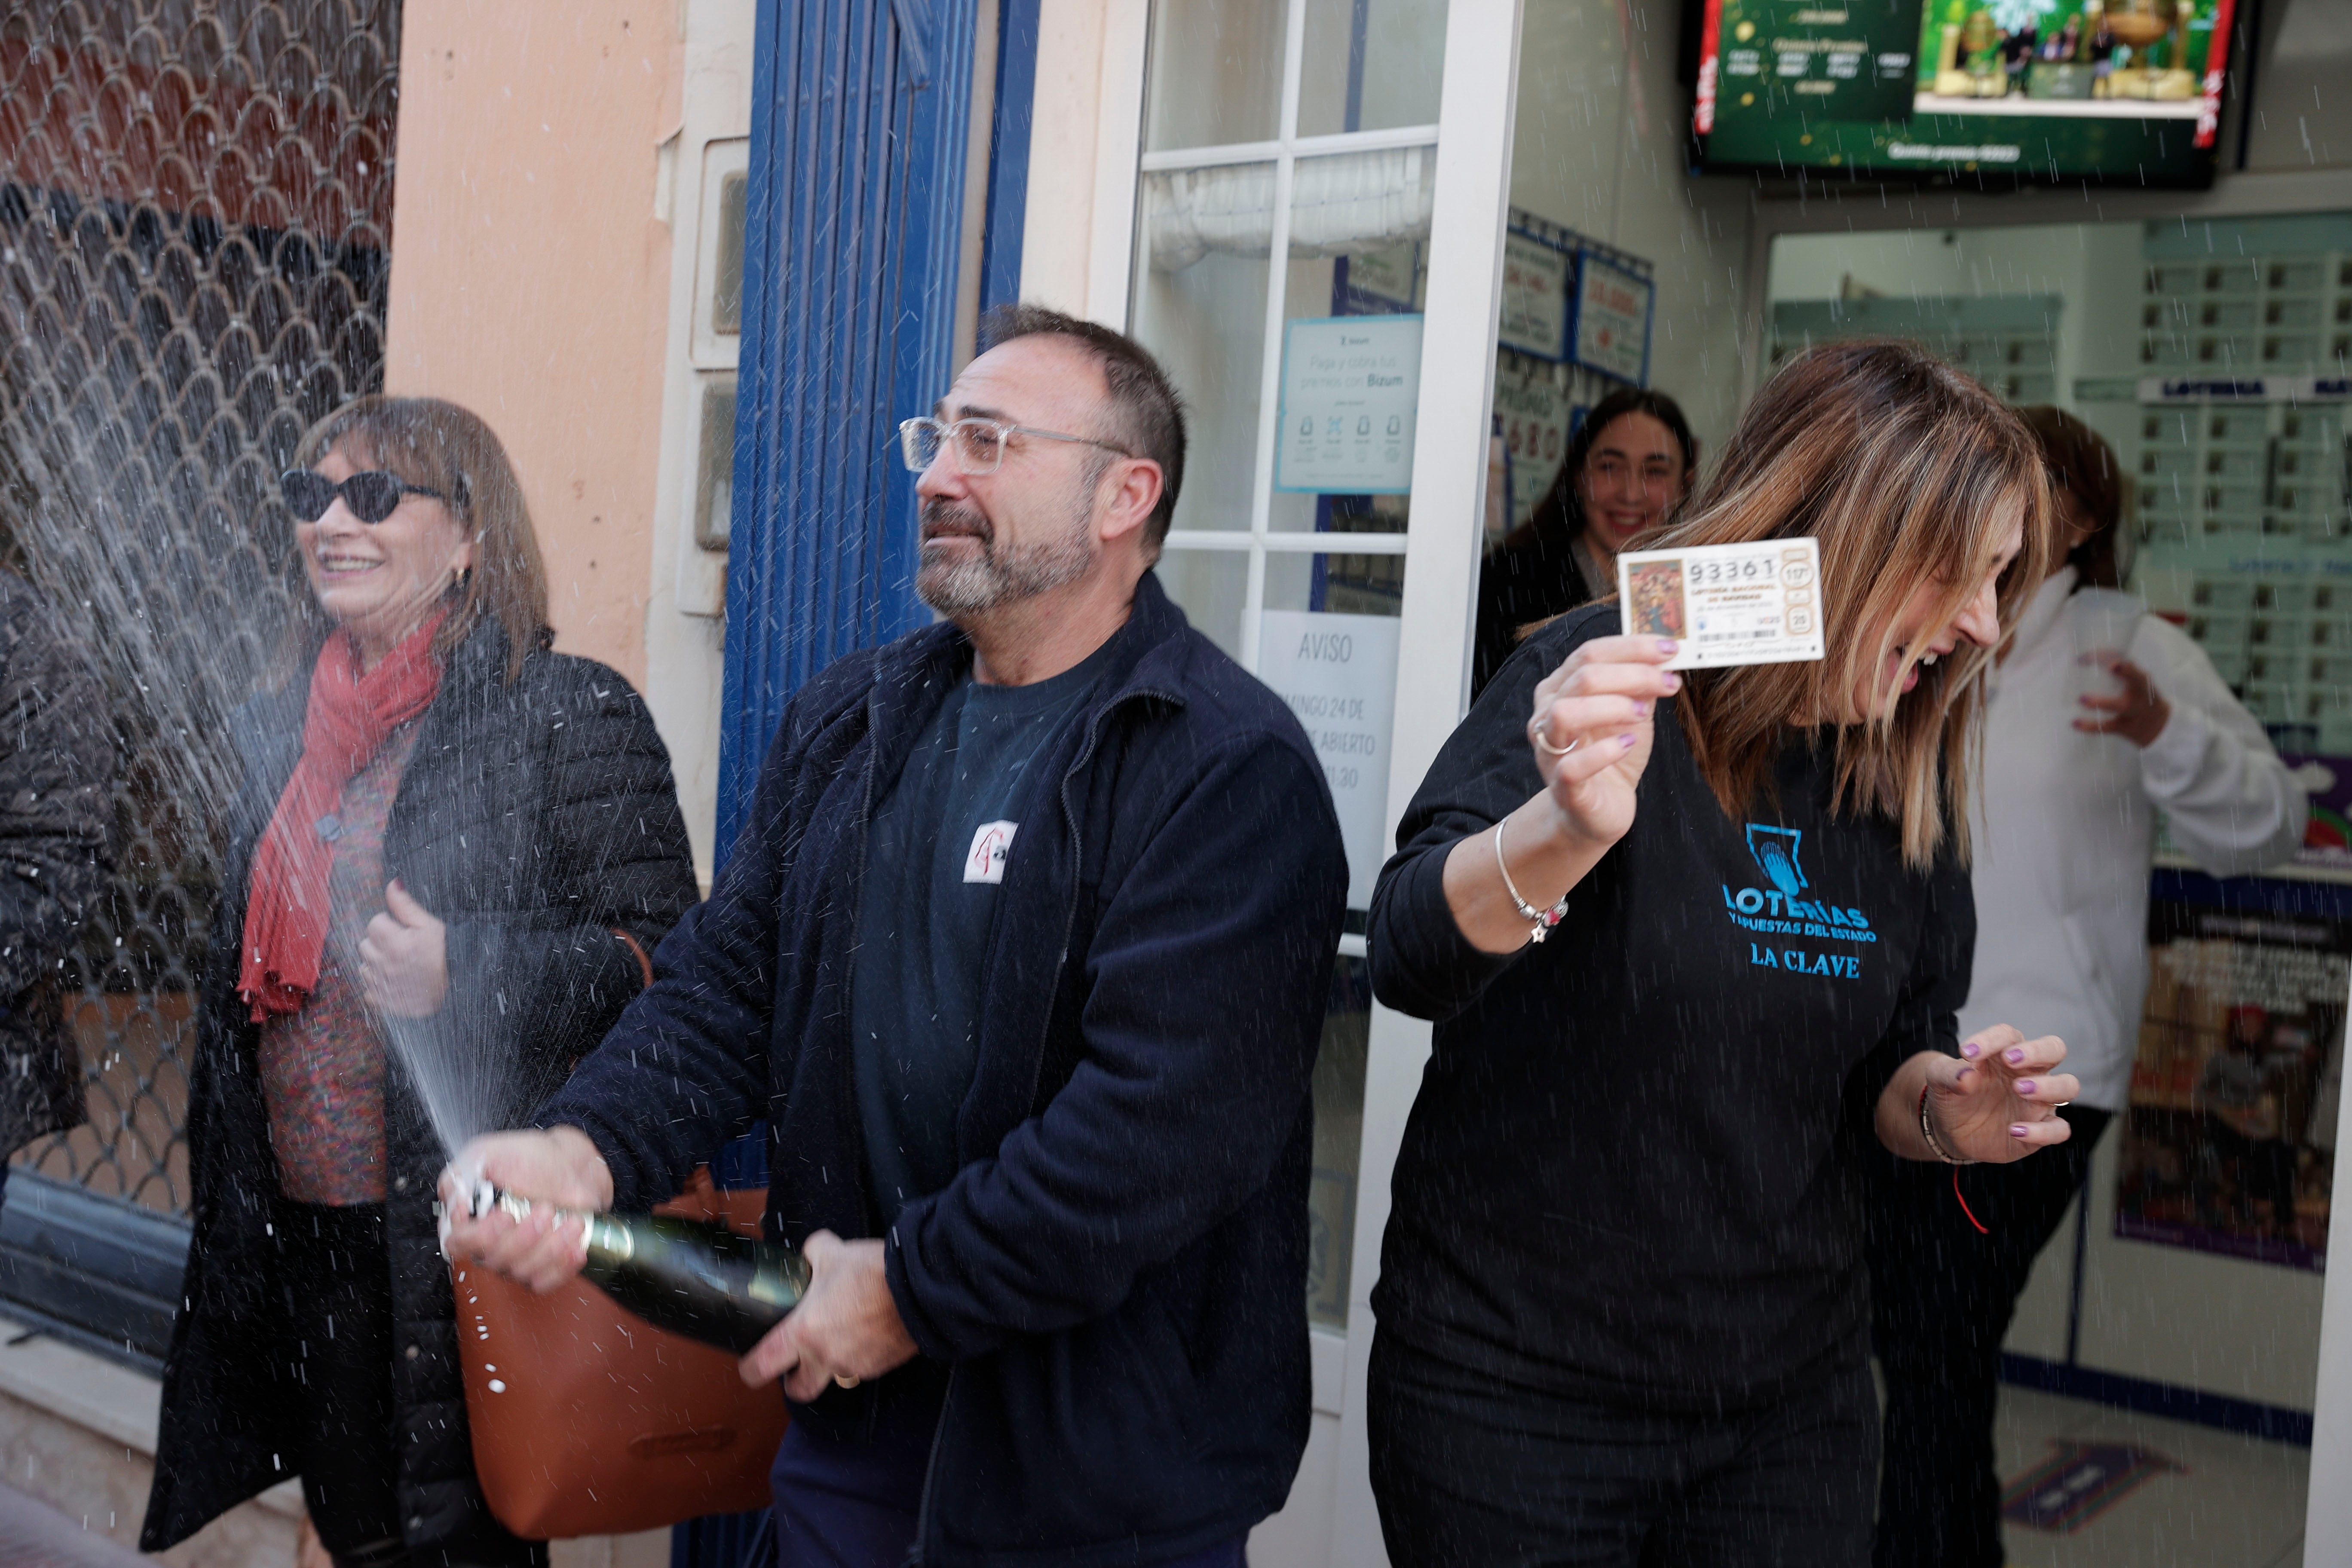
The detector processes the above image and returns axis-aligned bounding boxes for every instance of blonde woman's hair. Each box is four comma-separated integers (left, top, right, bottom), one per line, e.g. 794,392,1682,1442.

281,395,551,684
1652,339,2053,868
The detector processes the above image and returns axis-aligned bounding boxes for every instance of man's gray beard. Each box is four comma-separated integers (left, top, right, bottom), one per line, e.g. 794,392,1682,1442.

916,509,1097,616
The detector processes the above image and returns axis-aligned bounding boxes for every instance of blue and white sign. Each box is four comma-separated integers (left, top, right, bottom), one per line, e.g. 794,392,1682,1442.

1500,232,1574,360
1571,252,1654,386
1276,315,1425,494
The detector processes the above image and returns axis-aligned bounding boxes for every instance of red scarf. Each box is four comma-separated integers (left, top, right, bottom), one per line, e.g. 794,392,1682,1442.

239,615,445,1020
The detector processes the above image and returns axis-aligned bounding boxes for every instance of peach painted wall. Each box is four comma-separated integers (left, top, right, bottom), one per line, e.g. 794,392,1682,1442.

383,3,684,688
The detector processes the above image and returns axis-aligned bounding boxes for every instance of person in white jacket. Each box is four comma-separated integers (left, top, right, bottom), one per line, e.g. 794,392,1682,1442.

1868,406,2306,1568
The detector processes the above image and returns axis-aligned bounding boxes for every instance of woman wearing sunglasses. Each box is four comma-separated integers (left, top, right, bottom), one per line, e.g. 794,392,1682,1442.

143,396,698,1568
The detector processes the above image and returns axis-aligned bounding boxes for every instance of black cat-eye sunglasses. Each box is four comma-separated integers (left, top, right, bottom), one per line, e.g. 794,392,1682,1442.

280,469,453,525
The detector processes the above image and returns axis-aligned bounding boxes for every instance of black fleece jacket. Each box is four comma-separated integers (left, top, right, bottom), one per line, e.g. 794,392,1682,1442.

538,572,1349,1568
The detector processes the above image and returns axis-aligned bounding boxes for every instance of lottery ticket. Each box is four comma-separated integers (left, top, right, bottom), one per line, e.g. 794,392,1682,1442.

1614,538,1825,671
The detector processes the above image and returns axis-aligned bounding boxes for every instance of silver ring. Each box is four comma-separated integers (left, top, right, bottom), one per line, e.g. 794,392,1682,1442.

1533,731,1580,757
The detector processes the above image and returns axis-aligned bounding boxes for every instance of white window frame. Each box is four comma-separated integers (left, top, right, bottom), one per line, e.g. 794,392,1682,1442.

1141,24,1436,669
1085,4,1525,1563
641,0,760,886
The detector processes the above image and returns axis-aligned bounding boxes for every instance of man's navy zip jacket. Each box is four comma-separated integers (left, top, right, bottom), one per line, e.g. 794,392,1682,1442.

537,572,1349,1566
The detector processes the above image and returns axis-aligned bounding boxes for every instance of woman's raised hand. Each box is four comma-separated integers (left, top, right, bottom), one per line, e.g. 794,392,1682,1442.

1925,1025,2079,1164
1527,635,1682,850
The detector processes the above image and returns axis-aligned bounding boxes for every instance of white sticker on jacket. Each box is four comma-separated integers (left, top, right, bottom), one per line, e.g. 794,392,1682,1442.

964,821,1018,884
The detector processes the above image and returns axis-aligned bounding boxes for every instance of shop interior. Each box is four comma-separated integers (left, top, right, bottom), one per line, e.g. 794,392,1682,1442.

1117,0,2344,1562
1765,215,2345,1568
1500,48,2347,1568
1498,0,2346,1549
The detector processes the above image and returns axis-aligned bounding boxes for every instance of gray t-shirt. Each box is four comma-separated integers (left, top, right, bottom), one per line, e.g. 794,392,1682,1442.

850,644,1113,1222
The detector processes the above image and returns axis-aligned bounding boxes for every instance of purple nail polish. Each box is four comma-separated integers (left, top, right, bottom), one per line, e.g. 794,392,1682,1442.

1620,733,1638,748
1961,1041,1981,1059
1657,638,1678,654
2015,1080,2035,1096
2006,1047,2025,1065
2010,1124,2029,1139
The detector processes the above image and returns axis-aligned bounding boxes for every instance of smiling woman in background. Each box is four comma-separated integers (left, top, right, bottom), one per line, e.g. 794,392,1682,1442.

142,397,697,1568
1867,405,2306,1568
1470,386,1698,698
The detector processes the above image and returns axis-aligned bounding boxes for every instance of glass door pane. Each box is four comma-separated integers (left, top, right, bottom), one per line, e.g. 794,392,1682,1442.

1145,0,1286,151
1128,0,1450,1335
1133,165,1277,534
1297,0,1449,137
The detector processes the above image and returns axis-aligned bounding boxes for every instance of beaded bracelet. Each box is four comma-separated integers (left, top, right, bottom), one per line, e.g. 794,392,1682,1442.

1918,1084,1978,1166
1493,822,1569,944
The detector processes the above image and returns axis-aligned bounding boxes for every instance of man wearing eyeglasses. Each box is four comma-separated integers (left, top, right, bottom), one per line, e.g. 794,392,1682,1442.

444,304,1347,1568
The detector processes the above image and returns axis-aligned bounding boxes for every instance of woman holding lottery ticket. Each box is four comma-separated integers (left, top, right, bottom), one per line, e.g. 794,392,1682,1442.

1364,339,2073,1566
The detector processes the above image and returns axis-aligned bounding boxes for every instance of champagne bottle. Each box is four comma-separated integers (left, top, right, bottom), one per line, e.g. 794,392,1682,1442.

466,1182,811,1355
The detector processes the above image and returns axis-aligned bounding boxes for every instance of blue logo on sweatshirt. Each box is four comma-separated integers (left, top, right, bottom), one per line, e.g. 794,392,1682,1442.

1746,824,1807,898
1722,822,1875,976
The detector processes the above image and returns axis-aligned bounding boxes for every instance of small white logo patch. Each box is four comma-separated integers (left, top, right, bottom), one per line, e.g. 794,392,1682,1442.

964,820,1017,884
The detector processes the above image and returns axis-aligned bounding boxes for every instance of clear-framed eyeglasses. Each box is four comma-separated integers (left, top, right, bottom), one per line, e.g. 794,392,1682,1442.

897,416,1132,475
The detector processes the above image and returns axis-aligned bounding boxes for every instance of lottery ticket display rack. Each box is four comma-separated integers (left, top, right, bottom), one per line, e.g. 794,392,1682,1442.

1488,210,1658,544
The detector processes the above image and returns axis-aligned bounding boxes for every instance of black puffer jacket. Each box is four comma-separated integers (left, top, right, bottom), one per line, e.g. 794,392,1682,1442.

142,618,698,1564
0,568,113,1156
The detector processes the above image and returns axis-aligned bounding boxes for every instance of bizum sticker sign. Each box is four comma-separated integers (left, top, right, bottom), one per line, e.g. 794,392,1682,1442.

1275,315,1424,495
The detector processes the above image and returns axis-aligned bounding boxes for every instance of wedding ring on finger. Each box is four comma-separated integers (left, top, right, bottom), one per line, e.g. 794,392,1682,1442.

835,1373,861,1390
1532,728,1580,757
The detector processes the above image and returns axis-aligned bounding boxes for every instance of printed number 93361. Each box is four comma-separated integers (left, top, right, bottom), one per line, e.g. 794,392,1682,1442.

1615,538,1827,671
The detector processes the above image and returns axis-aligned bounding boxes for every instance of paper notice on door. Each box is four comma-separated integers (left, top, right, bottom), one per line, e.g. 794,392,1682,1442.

1257,610,1403,909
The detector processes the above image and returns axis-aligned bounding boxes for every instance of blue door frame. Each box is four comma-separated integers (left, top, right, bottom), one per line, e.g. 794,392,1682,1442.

717,0,1036,861
978,0,1040,315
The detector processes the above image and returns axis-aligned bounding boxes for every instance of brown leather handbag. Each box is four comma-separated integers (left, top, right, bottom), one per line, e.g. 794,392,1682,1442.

453,1169,786,1539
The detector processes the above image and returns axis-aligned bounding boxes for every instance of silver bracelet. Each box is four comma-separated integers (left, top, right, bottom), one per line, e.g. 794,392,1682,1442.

1918,1085,1978,1166
1493,822,1569,944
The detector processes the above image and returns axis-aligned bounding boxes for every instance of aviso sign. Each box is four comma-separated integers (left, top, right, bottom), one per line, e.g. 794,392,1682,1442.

1257,609,1403,908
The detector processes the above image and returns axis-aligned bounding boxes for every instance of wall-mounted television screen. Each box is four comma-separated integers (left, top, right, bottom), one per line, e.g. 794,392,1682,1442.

1691,0,2237,186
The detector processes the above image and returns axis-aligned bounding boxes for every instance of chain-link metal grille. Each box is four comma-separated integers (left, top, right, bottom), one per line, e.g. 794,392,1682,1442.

0,0,398,1218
